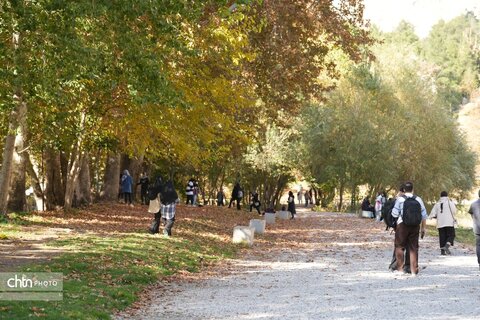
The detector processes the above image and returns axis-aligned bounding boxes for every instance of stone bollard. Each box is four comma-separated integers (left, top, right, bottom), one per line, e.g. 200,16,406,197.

265,212,276,225
249,219,266,234
232,226,255,246
276,210,290,220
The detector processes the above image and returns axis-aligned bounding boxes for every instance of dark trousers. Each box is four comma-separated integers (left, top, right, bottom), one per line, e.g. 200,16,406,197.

124,192,132,204
229,198,241,210
250,204,261,214
438,226,455,248
140,188,149,205
186,195,194,205
162,217,175,236
150,212,161,234
394,223,420,274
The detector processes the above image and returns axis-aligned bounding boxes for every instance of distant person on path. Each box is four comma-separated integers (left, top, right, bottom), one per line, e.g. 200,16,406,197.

429,191,457,255
193,180,199,206
185,179,194,205
121,170,134,206
288,191,296,219
304,191,311,207
137,172,150,205
217,188,225,206
229,182,243,210
249,192,262,215
468,189,480,271
361,196,375,219
391,181,427,275
297,186,303,205
160,180,179,237
375,192,386,221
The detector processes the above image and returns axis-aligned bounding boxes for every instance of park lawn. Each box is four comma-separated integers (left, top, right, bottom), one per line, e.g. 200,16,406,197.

0,204,256,319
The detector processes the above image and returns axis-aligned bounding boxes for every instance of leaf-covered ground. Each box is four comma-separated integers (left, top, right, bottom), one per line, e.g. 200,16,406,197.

0,203,261,319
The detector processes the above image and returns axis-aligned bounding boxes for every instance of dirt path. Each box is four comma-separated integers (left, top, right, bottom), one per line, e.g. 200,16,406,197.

115,209,480,320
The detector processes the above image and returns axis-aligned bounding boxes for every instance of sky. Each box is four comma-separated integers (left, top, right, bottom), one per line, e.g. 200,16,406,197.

363,0,480,38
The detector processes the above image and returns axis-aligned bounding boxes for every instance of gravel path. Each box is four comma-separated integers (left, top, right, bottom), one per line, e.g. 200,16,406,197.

116,209,480,320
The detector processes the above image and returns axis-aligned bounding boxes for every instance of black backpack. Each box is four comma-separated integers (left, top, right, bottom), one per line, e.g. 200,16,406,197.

382,198,397,230
402,195,422,226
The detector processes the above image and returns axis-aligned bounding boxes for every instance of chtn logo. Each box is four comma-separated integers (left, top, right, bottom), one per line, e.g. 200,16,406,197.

7,274,33,288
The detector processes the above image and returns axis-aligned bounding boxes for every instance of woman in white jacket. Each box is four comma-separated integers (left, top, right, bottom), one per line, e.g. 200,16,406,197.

429,191,457,255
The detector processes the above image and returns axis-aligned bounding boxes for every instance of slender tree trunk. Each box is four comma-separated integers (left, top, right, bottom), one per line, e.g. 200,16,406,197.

0,101,27,215
64,149,84,211
64,112,86,211
101,152,121,201
338,181,345,212
25,152,44,210
75,154,91,206
7,102,27,212
0,129,18,215
45,149,65,210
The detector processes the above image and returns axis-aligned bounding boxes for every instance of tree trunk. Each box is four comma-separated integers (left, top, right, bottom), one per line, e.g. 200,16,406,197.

338,181,345,212
7,108,27,212
75,154,91,207
0,100,27,215
45,149,65,210
25,152,44,211
64,149,84,211
101,152,121,201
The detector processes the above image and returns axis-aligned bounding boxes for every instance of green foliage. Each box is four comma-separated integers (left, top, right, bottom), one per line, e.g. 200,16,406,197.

302,52,477,203
422,12,480,109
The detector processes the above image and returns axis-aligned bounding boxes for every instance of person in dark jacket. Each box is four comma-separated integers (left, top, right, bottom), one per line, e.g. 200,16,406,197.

249,192,262,215
229,182,243,210
361,197,375,219
217,189,225,206
137,172,150,205
121,170,133,206
288,191,296,219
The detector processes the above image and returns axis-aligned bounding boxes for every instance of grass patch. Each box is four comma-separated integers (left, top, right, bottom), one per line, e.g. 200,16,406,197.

0,232,239,319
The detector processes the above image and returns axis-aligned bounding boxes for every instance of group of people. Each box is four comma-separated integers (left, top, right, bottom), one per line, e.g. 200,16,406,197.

118,170,151,207
382,181,480,275
185,178,200,206
297,188,314,207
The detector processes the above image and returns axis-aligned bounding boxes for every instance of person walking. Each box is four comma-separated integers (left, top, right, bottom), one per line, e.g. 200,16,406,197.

121,170,134,206
137,172,150,205
217,188,225,206
288,191,296,219
160,180,179,237
468,189,480,271
249,192,262,215
387,185,411,273
429,191,457,255
185,179,194,205
391,181,427,275
297,186,303,205
229,182,243,210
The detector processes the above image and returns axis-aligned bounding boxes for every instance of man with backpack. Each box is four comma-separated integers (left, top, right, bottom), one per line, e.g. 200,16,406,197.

391,181,427,275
